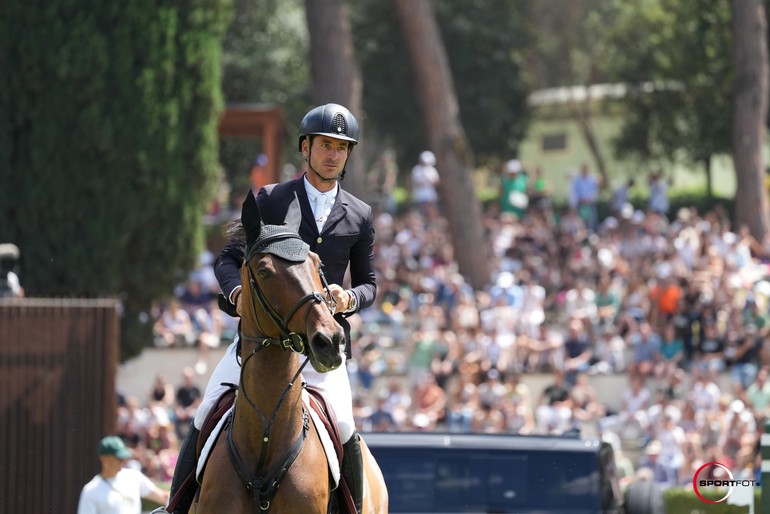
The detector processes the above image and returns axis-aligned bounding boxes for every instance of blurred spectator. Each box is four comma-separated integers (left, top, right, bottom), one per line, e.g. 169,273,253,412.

77,436,168,514
520,323,563,372
536,369,572,434
117,396,148,450
572,163,600,230
190,299,223,375
0,243,23,298
747,366,770,415
528,165,551,215
564,280,598,325
250,153,270,193
179,278,217,314
570,372,606,431
648,272,682,328
592,325,626,374
611,178,635,216
410,374,446,431
689,369,722,415
153,299,196,348
648,171,671,216
411,150,440,214
430,331,461,390
174,367,201,439
617,375,651,441
143,420,178,481
562,318,593,385
627,321,662,379
407,328,441,387
366,391,399,432
446,371,478,433
473,401,505,433
637,440,670,486
499,159,529,220
595,275,620,326
729,324,760,391
503,372,534,434
655,323,684,381
695,322,726,374
381,378,412,428
652,408,685,487
147,373,175,417
357,337,389,391
476,368,507,409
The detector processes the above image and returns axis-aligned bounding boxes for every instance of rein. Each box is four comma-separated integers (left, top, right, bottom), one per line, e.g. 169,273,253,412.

227,236,334,512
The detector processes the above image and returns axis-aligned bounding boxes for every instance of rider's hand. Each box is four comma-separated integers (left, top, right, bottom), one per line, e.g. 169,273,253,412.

326,283,352,314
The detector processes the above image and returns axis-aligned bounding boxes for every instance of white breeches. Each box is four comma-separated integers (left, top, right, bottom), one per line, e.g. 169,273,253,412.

194,337,355,442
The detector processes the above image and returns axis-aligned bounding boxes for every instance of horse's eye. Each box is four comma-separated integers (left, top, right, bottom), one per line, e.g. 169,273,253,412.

257,268,272,279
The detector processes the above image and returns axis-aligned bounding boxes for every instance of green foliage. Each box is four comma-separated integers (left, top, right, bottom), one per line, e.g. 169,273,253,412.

219,0,309,188
0,0,232,359
350,0,424,170
434,0,533,163
662,486,758,513
602,0,733,164
528,0,618,88
351,0,533,170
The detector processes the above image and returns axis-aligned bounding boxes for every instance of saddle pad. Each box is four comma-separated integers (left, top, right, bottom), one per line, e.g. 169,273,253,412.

303,389,341,489
195,397,341,489
197,406,233,480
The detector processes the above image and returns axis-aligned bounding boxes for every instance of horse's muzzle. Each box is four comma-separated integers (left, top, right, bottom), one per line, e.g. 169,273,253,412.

308,330,345,373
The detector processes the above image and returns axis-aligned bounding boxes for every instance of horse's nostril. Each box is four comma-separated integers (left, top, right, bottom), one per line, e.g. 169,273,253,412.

311,332,331,349
310,331,345,353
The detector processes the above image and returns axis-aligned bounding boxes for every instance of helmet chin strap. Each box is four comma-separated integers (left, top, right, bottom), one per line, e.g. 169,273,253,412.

309,163,344,183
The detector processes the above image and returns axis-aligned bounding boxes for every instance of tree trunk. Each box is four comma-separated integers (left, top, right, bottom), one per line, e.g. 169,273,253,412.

569,93,609,191
304,0,366,199
703,156,713,199
731,0,770,239
394,0,491,289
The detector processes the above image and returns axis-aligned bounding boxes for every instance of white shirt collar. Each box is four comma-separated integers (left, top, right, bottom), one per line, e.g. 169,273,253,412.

303,174,338,203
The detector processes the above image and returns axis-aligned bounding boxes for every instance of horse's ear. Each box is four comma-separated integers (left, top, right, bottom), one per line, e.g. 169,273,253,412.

285,193,302,233
241,190,263,247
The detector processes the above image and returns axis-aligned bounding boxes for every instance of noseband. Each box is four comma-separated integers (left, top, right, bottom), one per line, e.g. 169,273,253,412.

227,233,337,512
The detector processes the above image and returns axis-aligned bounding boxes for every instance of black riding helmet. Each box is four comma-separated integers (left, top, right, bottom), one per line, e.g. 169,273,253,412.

297,103,360,152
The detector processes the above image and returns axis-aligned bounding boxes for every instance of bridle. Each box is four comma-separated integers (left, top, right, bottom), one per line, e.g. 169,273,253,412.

240,231,336,351
226,231,336,512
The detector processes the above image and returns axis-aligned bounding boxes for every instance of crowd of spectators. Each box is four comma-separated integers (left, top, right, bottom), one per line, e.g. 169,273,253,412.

151,251,238,375
115,367,202,483
121,161,770,492
347,163,770,490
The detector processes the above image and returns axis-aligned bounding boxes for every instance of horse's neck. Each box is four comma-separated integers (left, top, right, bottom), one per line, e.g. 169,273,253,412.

234,344,305,463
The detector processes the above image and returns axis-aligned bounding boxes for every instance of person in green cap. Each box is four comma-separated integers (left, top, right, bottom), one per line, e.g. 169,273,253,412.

77,436,168,514
499,159,529,219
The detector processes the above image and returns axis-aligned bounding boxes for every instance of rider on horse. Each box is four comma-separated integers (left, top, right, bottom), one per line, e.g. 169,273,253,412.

161,103,376,514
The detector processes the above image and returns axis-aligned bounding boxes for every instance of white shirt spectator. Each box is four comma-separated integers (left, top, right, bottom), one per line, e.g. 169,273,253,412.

411,151,439,204
77,468,156,514
690,378,721,414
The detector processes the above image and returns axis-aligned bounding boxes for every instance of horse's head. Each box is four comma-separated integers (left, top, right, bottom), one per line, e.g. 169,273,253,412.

239,191,345,373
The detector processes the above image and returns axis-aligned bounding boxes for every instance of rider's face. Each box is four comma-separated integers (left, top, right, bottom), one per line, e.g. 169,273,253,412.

303,136,350,184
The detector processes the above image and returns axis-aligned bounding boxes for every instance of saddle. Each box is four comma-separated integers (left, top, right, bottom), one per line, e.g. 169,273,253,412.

167,385,357,513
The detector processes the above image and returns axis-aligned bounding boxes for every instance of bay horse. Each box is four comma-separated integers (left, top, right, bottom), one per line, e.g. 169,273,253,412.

196,192,388,513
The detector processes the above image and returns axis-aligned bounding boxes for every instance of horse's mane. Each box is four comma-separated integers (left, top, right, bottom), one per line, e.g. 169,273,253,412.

225,220,246,243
